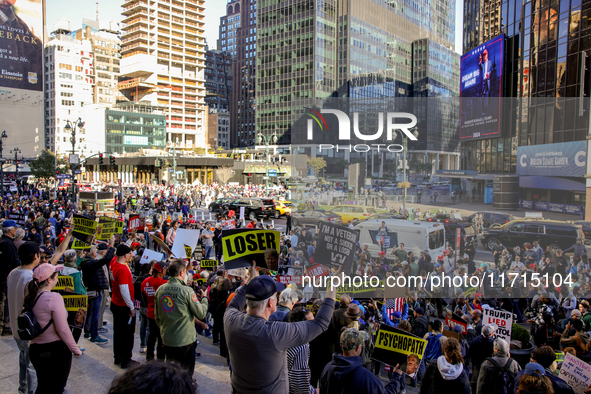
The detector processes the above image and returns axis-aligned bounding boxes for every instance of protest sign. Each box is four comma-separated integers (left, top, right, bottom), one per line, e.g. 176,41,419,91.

278,275,302,286
559,353,591,394
483,308,513,343
150,233,172,256
445,312,468,334
58,291,87,343
239,207,245,221
442,329,460,340
54,275,75,292
96,216,117,241
140,249,164,265
115,221,124,234
72,215,97,245
222,219,236,230
372,325,427,376
171,228,200,259
200,259,218,269
193,245,204,261
7,212,26,226
306,264,330,278
72,239,91,250
222,229,280,269
333,280,385,300
128,214,144,232
315,222,359,274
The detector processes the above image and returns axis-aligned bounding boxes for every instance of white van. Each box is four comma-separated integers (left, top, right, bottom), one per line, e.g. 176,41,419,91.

353,219,446,260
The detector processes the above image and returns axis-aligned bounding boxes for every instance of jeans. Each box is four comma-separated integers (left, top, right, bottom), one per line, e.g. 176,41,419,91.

204,245,214,259
139,309,148,348
164,341,197,374
86,293,102,339
15,338,36,394
110,303,135,365
513,300,524,321
29,340,72,394
147,317,164,361
98,290,108,330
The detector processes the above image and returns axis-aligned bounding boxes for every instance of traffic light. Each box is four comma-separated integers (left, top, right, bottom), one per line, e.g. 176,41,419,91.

56,170,60,175
110,156,115,166
99,153,103,164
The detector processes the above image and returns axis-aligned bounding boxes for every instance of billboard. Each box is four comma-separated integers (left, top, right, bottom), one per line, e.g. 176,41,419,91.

460,34,504,140
517,141,587,177
0,0,43,91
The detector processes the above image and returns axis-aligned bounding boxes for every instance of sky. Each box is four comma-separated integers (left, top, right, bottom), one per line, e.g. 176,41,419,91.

46,0,463,53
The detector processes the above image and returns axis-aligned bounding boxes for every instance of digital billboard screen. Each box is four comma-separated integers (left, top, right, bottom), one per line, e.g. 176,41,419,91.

460,34,504,140
0,0,43,91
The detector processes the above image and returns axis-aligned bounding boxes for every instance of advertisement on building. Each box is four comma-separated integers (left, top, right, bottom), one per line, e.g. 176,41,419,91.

517,141,587,177
0,0,43,91
460,34,504,140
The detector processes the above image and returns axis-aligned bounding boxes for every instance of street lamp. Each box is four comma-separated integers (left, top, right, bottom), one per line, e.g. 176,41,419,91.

10,147,22,180
64,117,85,203
256,132,277,197
0,131,7,194
400,127,419,211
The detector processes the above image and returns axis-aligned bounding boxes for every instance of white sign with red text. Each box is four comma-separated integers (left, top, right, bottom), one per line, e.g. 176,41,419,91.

483,308,513,343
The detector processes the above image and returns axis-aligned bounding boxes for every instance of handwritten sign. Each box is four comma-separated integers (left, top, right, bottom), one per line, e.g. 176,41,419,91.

559,353,591,394
483,308,513,344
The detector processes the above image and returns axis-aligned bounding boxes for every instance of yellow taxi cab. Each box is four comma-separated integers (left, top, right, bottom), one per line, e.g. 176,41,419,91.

274,200,294,218
329,205,377,223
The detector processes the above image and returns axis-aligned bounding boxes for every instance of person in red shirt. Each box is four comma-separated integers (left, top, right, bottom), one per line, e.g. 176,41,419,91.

246,219,257,229
141,261,168,361
109,244,136,369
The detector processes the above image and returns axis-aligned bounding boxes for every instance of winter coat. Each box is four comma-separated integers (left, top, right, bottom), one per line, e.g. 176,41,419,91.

420,356,471,394
79,247,115,292
511,368,575,394
476,353,522,394
467,335,494,367
412,315,429,338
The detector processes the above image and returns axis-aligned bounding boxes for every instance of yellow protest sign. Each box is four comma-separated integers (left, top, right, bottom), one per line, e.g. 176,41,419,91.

200,259,218,268
72,215,97,245
372,325,428,370
96,216,117,240
115,221,124,234
222,229,280,269
72,239,91,249
63,294,88,312
184,244,192,259
54,275,75,291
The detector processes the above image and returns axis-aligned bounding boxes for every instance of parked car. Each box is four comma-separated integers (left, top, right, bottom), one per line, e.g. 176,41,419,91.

228,198,276,220
328,205,377,224
466,211,515,228
291,210,343,227
481,220,586,251
274,200,294,219
208,198,235,213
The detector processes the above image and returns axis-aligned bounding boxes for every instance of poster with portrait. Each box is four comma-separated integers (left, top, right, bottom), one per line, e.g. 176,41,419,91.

0,0,43,91
371,325,427,377
57,290,87,343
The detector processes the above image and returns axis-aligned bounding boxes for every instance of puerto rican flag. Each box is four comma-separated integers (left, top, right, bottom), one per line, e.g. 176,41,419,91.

385,298,404,319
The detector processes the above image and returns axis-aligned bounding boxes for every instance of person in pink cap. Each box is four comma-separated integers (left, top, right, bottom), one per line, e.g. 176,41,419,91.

25,263,83,393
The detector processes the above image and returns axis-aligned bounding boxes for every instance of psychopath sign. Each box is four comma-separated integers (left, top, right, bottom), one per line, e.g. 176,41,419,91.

372,325,427,375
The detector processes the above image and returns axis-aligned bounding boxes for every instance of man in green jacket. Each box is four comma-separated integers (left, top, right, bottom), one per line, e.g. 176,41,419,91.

155,259,208,373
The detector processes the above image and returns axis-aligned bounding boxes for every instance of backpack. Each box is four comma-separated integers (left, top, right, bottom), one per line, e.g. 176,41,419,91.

484,357,517,394
17,292,53,341
424,333,443,361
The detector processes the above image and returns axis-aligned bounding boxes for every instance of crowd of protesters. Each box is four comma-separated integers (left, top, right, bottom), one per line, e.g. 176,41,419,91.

4,179,591,394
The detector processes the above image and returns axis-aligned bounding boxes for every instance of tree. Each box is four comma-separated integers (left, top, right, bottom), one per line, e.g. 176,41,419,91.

29,149,67,180
307,157,327,175
214,166,234,185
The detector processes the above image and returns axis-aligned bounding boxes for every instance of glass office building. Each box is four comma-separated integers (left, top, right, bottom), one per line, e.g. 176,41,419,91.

105,104,167,154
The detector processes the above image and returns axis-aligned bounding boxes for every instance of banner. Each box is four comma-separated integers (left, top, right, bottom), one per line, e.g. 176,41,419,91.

445,312,468,334
222,219,236,230
171,229,200,259
222,229,281,269
315,222,359,274
372,325,427,376
96,216,117,241
7,212,26,225
140,249,164,265
559,353,591,394
72,215,97,245
200,259,218,269
517,141,587,177
483,308,513,344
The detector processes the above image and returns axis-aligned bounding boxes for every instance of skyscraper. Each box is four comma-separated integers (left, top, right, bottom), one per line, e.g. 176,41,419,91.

118,0,207,148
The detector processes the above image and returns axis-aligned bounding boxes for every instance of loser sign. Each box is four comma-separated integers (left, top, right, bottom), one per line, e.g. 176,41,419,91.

222,229,280,269
483,308,513,344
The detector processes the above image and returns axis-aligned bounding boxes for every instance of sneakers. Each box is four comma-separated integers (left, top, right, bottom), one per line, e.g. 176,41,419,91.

90,336,108,343
140,347,147,353
98,328,108,333
120,360,139,369
84,333,91,339
195,352,201,358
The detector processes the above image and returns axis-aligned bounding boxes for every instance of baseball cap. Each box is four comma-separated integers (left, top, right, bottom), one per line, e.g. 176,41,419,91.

378,251,386,256
245,276,285,301
2,220,19,228
434,262,441,268
39,246,53,256
524,363,546,376
97,243,109,251
153,261,169,273
33,263,64,283
415,307,424,315
340,328,370,351
116,244,132,256
572,309,582,318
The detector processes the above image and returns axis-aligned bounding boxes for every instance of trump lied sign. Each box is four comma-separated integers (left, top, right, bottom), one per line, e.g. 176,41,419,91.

482,308,512,343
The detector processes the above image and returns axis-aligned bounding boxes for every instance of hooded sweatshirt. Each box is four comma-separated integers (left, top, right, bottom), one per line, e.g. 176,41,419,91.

319,353,403,394
420,357,471,394
560,330,591,356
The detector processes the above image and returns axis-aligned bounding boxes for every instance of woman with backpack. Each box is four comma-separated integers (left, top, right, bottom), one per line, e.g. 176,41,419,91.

26,263,83,393
423,320,447,363
476,338,522,394
420,338,471,394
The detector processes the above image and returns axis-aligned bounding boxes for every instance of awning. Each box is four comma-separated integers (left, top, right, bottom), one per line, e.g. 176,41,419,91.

519,176,585,191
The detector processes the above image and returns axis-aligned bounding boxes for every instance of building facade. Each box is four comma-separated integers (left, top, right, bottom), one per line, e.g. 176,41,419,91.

118,0,207,149
207,110,231,149
204,49,233,112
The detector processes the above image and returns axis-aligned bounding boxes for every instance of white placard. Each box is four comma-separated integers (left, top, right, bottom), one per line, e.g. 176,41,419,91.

140,249,164,264
559,353,591,394
482,308,513,344
239,206,245,221
171,228,200,259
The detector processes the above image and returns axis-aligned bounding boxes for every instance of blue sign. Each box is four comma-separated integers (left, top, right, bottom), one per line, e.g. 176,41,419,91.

460,34,504,140
268,169,277,177
74,169,81,175
484,187,494,204
520,199,583,215
517,141,586,177
56,174,71,179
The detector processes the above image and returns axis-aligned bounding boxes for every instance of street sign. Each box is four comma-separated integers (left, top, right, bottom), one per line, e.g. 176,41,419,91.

268,169,277,176
74,169,82,175
56,174,71,179
69,154,79,165
263,176,269,180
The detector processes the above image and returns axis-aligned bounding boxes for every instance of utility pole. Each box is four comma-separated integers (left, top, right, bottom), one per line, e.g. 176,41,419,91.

257,132,277,197
0,131,6,194
64,118,85,204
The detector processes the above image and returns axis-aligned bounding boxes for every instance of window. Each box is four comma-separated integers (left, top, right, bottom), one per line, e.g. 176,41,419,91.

509,223,525,232
524,224,542,233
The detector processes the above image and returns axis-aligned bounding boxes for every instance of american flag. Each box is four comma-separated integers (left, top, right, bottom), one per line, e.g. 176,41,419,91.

385,298,404,319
